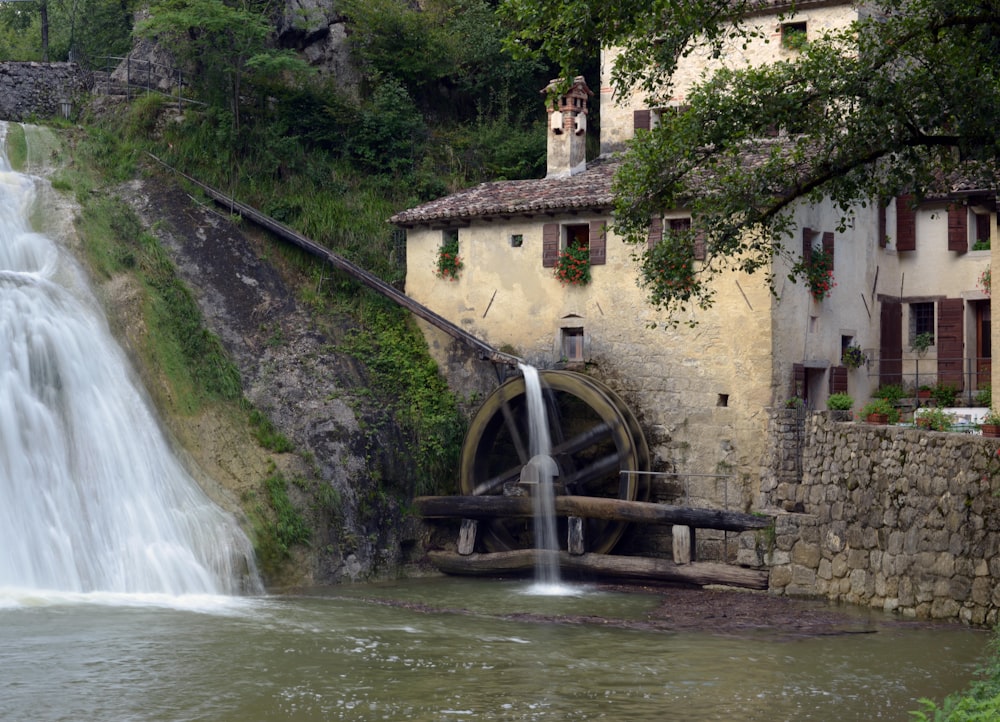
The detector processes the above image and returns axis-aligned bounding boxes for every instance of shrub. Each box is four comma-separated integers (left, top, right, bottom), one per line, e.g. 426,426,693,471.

976,384,991,408
931,383,959,408
826,393,853,411
860,397,900,423
916,408,955,432
875,384,906,404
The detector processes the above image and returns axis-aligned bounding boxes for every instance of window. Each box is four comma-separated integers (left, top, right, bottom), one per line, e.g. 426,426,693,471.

510,234,523,248
564,223,590,251
910,302,935,343
781,22,808,50
562,327,584,362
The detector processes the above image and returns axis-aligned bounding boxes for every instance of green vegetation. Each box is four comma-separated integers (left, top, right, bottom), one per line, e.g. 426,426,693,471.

916,408,956,432
860,397,900,424
245,465,312,572
912,631,1000,720
4,123,27,171
875,384,906,405
826,393,853,411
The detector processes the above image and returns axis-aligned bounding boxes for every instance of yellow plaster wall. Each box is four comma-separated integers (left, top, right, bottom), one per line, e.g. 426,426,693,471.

406,216,775,496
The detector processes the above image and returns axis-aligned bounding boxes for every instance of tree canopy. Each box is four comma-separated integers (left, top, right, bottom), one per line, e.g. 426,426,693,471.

501,0,1000,314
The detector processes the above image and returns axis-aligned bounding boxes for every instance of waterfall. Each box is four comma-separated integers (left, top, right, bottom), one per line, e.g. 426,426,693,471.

519,364,564,591
0,123,261,599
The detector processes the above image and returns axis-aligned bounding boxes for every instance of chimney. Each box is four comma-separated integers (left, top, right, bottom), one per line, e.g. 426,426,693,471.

542,76,592,178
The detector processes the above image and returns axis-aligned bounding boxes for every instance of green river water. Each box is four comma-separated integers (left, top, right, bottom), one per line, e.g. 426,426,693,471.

0,577,988,722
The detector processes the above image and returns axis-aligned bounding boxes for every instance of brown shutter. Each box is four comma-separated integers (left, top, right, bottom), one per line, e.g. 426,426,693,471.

634,109,651,131
947,204,967,253
589,221,607,265
647,216,663,249
879,299,903,385
542,223,559,268
693,229,706,261
937,298,965,390
878,199,888,248
822,231,834,270
896,194,916,252
829,366,848,394
792,363,805,399
801,227,813,264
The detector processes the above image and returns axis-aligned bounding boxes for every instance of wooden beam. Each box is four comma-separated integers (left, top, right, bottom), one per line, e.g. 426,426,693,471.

427,550,769,590
414,495,774,532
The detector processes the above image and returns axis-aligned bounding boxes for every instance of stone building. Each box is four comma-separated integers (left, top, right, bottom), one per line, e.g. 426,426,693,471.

390,0,996,517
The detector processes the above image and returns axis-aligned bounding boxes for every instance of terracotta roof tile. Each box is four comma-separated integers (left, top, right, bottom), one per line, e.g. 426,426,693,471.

389,157,618,227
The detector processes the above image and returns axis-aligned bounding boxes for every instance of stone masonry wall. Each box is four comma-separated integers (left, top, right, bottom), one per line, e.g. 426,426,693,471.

0,63,91,121
761,410,1000,625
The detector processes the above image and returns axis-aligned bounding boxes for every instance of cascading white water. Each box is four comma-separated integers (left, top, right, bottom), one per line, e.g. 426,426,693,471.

0,123,261,599
518,363,564,590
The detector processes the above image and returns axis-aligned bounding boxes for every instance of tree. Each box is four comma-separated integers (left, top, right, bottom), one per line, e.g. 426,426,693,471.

137,0,309,130
501,0,1000,314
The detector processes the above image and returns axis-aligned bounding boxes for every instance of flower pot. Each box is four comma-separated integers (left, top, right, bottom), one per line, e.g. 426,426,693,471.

918,390,931,400
982,424,1000,438
866,413,889,425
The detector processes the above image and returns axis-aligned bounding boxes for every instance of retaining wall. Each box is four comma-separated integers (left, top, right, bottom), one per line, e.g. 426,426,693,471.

761,410,1000,625
0,62,90,121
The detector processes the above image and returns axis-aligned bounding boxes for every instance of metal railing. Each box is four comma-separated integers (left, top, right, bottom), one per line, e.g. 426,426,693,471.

870,354,991,404
96,56,204,110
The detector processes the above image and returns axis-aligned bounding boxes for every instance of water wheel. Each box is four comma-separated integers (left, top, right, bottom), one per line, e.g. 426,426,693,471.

459,370,650,555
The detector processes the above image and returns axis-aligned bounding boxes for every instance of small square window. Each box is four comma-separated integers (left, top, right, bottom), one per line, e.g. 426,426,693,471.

562,327,585,362
781,22,807,50
510,234,523,248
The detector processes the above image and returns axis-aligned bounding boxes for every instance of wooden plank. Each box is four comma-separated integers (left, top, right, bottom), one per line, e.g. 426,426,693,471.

414,495,774,532
672,525,691,565
458,519,478,555
567,517,585,555
427,550,769,590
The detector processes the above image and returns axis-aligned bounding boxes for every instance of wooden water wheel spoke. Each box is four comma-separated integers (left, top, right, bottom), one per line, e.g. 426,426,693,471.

498,394,530,466
459,370,650,555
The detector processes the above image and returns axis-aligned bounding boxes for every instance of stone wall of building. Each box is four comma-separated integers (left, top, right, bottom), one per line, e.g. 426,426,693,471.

761,410,1000,625
0,63,90,121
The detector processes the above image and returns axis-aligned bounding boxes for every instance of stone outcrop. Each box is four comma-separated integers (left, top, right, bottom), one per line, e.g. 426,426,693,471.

0,63,90,121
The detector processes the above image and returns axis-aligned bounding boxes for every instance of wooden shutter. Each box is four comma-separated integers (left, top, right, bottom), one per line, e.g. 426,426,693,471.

647,216,662,249
879,299,903,385
822,231,834,270
829,366,848,394
895,194,916,252
634,109,651,131
801,227,813,264
542,223,559,268
937,298,965,390
589,221,607,265
792,363,805,399
693,229,707,261
878,199,888,248
947,204,968,253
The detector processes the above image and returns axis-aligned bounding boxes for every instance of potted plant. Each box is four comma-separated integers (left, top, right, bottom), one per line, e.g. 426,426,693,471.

435,236,464,281
930,383,959,408
917,384,932,400
910,332,934,357
981,409,1000,437
842,345,867,369
554,244,592,286
915,408,955,432
860,397,899,424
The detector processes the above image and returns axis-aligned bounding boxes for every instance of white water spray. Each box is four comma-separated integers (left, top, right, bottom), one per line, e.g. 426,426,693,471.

519,364,569,593
0,123,261,600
